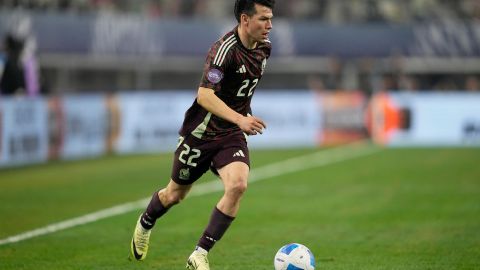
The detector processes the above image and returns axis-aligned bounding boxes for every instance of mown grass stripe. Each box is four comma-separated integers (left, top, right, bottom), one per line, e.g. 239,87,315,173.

0,142,380,246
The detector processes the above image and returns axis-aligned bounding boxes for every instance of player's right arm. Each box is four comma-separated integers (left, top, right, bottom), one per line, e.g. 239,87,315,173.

197,87,266,135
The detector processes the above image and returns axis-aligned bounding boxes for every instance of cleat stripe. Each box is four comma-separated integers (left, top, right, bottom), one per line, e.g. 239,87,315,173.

131,239,144,260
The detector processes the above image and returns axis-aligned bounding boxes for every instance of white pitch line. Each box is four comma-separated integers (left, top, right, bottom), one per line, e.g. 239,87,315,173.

0,143,381,246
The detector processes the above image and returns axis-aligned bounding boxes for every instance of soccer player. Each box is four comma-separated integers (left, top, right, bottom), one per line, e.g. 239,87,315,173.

130,0,274,269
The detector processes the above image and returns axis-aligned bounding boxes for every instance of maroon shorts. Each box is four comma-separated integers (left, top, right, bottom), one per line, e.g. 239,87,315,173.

171,131,250,185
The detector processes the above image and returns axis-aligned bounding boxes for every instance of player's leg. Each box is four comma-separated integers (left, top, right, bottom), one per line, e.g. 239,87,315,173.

215,161,249,216
199,161,248,250
187,162,248,270
133,134,211,262
143,180,192,228
197,133,250,249
187,132,250,269
131,180,191,261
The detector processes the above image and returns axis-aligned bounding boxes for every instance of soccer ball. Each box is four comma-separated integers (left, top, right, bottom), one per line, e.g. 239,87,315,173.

274,243,316,270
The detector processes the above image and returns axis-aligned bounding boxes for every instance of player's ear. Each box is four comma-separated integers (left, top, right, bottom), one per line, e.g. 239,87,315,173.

240,13,250,26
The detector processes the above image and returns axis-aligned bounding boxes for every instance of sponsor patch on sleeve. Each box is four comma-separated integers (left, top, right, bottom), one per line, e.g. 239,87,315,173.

207,68,223,84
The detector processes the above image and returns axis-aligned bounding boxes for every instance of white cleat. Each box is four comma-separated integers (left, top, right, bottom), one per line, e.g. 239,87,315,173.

186,249,210,270
130,215,151,261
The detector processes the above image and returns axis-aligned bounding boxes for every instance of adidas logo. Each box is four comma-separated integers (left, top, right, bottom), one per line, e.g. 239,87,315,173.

236,65,246,74
205,236,217,243
141,217,153,226
233,150,245,157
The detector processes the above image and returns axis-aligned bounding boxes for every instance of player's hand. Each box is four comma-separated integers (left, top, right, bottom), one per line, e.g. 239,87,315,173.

238,115,266,135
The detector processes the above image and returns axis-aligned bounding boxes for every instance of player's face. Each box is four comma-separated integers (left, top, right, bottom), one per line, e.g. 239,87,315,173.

246,4,273,43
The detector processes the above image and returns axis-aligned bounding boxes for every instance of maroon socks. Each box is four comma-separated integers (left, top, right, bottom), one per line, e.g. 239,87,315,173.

197,207,235,251
140,191,169,230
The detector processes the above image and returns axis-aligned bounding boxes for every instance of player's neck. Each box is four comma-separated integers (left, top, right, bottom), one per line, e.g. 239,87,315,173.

237,25,257,50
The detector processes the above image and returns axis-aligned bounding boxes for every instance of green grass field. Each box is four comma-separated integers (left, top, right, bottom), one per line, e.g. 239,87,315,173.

0,145,479,269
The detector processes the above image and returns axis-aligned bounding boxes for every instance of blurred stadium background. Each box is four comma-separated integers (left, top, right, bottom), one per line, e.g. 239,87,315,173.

2,0,480,94
1,0,480,163
0,1,479,269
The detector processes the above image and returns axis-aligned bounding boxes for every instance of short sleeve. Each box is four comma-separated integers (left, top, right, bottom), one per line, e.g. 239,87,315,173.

199,37,235,92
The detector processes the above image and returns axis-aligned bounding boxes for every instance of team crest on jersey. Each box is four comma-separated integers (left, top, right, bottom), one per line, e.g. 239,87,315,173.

207,68,223,84
261,58,267,75
179,168,190,180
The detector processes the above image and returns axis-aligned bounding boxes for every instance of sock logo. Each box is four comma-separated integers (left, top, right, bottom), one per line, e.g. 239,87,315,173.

205,236,216,243
141,217,153,226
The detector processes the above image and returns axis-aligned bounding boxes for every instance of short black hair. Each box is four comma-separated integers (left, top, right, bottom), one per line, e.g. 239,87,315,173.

234,0,275,23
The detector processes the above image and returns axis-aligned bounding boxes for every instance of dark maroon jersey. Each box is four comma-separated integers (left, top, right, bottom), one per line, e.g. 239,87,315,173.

179,26,271,140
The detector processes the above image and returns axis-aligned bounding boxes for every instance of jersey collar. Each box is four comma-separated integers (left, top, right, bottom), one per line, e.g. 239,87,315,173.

234,26,258,51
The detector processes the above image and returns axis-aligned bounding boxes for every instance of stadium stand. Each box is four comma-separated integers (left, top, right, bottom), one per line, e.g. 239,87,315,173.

0,0,479,94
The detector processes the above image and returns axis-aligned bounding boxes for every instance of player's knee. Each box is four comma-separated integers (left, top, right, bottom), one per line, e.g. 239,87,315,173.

162,191,186,207
236,181,248,195
226,178,248,196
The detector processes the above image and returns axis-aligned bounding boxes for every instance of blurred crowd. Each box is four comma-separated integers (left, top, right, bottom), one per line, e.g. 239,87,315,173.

1,0,480,95
308,55,480,94
1,0,480,23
